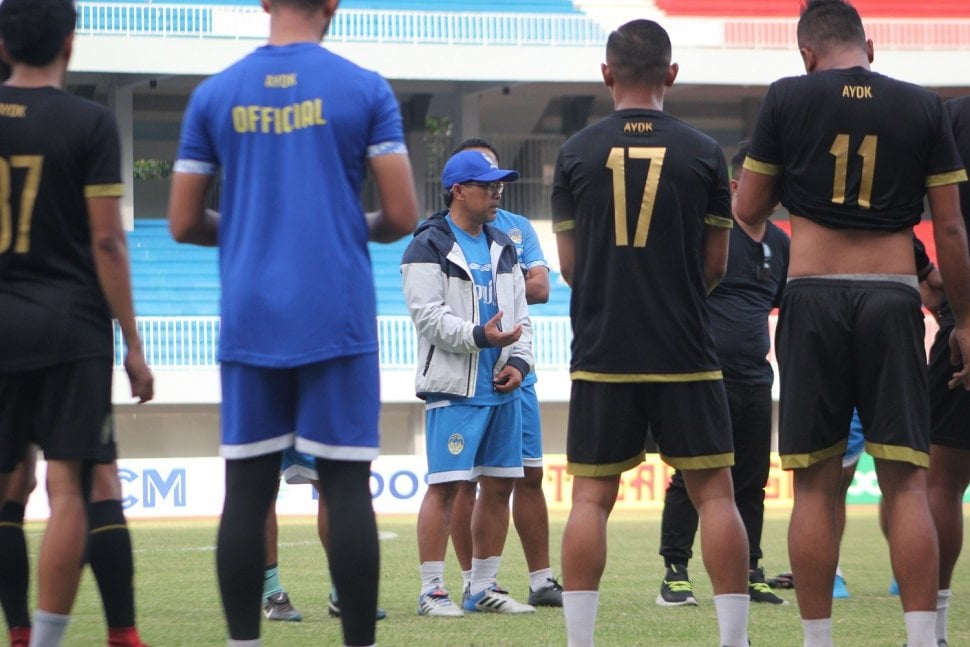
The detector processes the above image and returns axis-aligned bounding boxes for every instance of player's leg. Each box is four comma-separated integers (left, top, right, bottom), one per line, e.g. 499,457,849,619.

464,400,531,613
775,279,856,645
295,353,381,645
657,469,699,607
726,382,784,604
857,279,937,645
512,385,561,607
0,448,35,647
33,459,89,646
876,459,938,638
925,320,970,644
315,458,378,643
416,405,466,616
88,461,147,646
449,480,476,593
562,381,653,647
927,445,970,644
32,359,115,646
217,360,295,643
562,474,620,647
261,468,302,623
787,456,843,622
682,466,750,647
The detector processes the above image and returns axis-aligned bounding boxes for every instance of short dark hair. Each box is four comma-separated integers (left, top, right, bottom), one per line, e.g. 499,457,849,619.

730,140,750,180
797,0,867,54
606,20,671,87
0,0,77,68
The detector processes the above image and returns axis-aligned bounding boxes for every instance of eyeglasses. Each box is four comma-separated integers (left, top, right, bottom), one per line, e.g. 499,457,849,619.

757,242,772,281
461,181,505,195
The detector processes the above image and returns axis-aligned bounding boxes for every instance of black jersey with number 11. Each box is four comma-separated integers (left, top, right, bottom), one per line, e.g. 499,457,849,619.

551,109,732,380
745,67,966,231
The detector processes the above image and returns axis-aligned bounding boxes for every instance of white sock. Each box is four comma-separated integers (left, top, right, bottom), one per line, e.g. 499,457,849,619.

713,593,749,647
529,567,554,592
904,610,937,647
834,564,844,579
227,641,260,647
937,589,952,643
461,569,472,592
469,556,501,596
563,590,598,647
28,610,70,647
419,561,446,595
802,617,833,647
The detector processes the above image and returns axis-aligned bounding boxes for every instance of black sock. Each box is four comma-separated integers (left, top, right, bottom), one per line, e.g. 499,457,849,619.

317,459,378,647
88,500,136,628
217,453,280,640
0,502,30,629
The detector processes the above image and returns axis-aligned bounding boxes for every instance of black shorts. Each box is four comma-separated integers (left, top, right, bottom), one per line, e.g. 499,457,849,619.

928,323,970,449
0,359,116,472
566,379,733,477
776,278,929,469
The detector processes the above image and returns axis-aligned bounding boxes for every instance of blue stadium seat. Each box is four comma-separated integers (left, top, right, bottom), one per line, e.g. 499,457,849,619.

128,219,569,318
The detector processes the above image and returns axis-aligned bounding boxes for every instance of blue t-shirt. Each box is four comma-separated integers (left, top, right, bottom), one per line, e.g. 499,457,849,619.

493,209,547,388
445,215,516,406
174,42,406,367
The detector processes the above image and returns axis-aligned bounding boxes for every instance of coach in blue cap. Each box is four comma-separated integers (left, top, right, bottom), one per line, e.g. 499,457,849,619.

401,149,534,617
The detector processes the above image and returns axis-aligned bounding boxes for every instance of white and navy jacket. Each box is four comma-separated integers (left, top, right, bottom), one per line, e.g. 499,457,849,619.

401,213,533,399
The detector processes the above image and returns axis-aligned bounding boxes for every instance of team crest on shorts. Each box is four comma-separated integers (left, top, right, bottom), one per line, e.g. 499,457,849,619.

448,434,464,455
508,228,523,245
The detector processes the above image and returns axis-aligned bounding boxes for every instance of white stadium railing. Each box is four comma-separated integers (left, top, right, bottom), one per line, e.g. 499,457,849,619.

75,3,970,50
114,315,574,370
75,3,608,46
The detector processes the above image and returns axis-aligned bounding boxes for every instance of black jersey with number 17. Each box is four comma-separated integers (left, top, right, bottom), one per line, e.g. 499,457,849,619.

551,109,732,380
0,86,123,371
745,67,967,231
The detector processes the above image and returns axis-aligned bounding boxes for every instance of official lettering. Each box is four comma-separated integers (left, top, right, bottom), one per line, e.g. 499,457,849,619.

231,98,327,134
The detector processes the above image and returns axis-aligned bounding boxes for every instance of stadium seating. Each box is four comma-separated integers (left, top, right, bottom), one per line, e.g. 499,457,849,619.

655,0,970,17
128,219,569,318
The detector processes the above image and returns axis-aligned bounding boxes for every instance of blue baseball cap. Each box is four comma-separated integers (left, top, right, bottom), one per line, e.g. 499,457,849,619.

441,150,520,190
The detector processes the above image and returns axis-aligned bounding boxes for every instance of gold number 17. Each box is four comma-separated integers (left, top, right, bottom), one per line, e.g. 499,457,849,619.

606,146,666,247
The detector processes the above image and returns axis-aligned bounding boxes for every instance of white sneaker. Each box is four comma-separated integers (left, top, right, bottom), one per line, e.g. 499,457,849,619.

417,587,464,617
463,584,535,614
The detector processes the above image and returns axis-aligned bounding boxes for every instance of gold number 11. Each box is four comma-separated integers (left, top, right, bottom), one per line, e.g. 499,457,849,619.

829,134,877,209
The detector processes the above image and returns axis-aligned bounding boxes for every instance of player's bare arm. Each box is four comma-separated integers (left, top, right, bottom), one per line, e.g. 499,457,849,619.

735,169,780,228
168,172,219,246
702,225,730,294
524,266,550,305
927,182,970,389
88,196,154,403
367,152,419,243
555,229,576,287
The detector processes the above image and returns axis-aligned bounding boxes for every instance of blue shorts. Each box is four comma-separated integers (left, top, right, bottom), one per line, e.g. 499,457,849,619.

424,399,523,485
842,409,865,468
220,352,380,461
520,383,543,467
281,447,318,484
